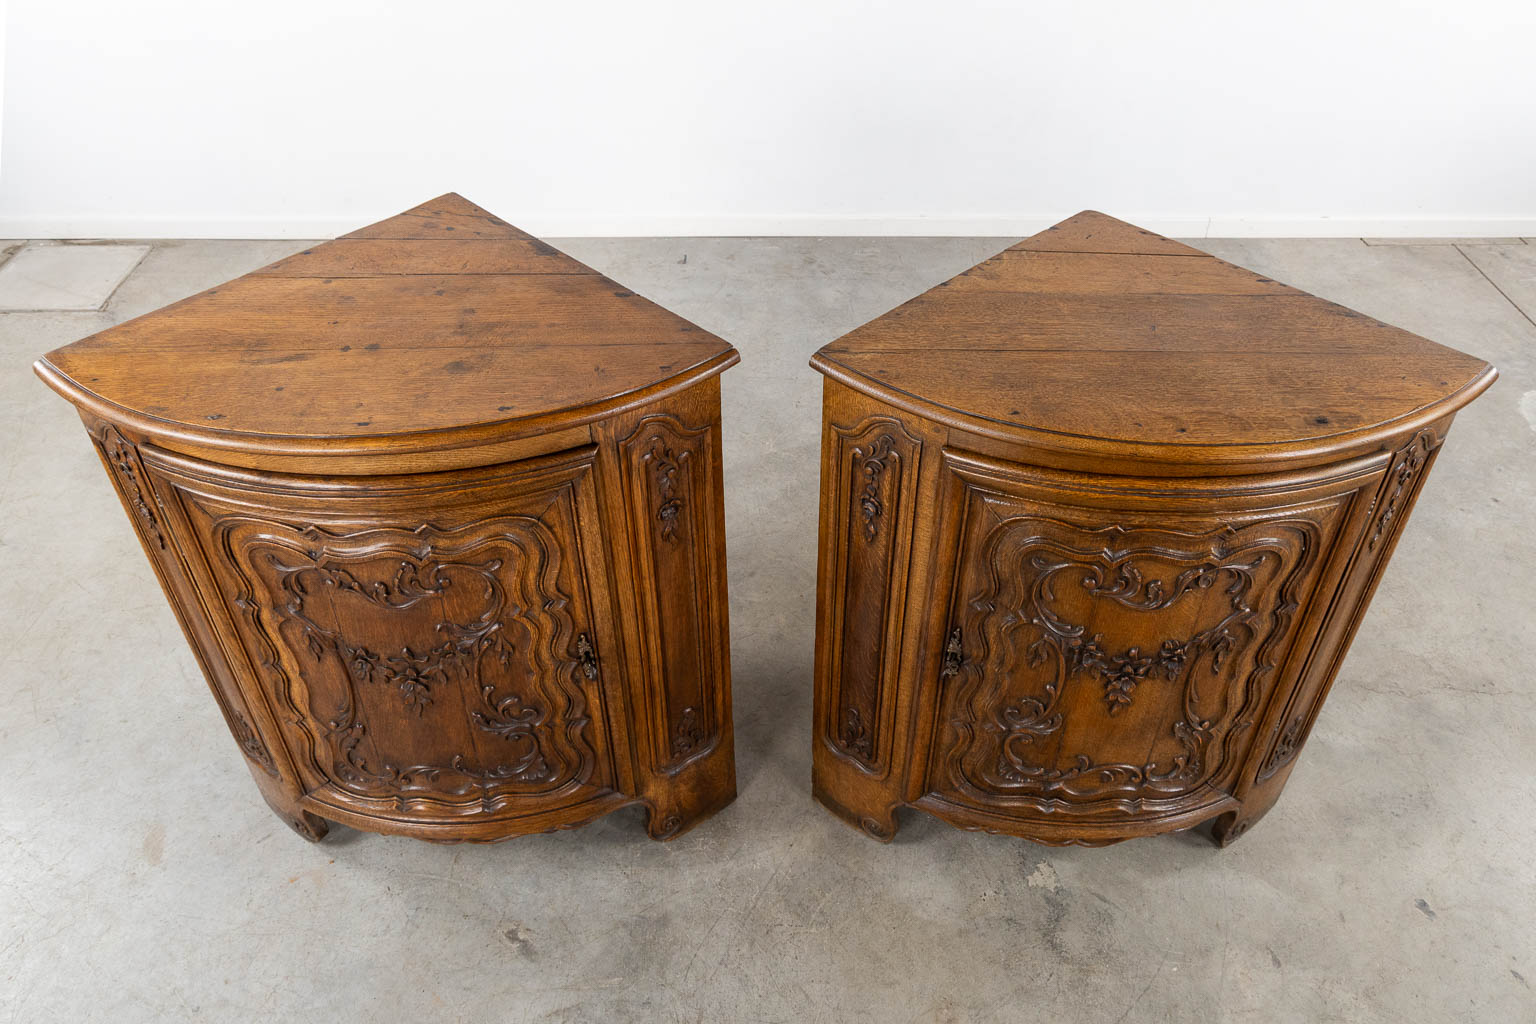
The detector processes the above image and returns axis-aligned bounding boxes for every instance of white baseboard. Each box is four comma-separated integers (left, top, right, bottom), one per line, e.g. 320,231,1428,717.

1,213,1533,240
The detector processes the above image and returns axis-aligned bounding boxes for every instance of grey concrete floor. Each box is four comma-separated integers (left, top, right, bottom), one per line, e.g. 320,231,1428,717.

1,234,1533,1023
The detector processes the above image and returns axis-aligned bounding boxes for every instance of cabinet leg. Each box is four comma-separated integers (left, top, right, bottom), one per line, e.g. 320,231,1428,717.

813,781,901,843
258,788,330,844
639,751,737,842
1209,793,1280,848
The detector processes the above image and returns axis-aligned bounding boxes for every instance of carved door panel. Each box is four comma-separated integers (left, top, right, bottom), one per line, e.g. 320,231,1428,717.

146,446,618,824
926,448,1360,820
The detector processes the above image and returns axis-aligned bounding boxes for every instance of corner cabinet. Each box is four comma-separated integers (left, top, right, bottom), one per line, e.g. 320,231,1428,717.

810,211,1495,847
38,194,738,843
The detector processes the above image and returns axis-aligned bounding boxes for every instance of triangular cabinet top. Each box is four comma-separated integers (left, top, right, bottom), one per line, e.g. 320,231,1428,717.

36,194,738,458
811,211,1496,473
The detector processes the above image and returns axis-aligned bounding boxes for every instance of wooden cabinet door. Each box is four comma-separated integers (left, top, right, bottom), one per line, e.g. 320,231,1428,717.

142,445,621,829
923,447,1379,826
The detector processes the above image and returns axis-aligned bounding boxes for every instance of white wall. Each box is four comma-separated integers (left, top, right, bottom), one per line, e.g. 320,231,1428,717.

3,0,1534,238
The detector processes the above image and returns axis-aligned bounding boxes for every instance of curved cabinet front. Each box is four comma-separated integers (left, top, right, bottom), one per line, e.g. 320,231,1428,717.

74,383,737,845
811,382,1454,847
915,446,1378,844
144,444,625,840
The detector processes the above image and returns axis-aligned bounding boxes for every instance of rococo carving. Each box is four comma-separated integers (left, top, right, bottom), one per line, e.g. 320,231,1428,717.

620,414,722,773
1368,429,1438,552
1259,714,1306,780
1037,563,1241,716
229,710,279,777
855,433,899,541
836,706,873,760
944,517,1320,803
215,514,598,802
98,426,167,549
644,437,686,543
672,706,703,757
823,417,922,772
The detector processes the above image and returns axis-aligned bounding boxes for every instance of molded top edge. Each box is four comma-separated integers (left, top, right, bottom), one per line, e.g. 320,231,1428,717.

812,211,1496,471
36,193,738,457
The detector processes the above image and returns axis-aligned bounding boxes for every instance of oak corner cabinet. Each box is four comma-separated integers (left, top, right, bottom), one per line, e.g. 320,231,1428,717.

808,211,1497,848
35,193,738,844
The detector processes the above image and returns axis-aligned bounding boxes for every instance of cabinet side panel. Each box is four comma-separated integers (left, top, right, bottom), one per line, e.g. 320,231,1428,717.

1250,424,1449,787
819,417,921,774
85,417,291,789
611,383,733,777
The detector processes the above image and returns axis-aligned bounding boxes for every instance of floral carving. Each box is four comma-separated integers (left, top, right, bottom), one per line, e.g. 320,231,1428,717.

1368,430,1436,552
824,417,920,772
1024,563,1241,715
99,427,166,549
229,710,278,777
942,516,1319,802
645,437,686,542
1259,714,1306,779
620,415,721,774
837,706,873,760
855,434,899,541
672,706,703,757
336,639,454,714
275,554,561,787
213,514,598,802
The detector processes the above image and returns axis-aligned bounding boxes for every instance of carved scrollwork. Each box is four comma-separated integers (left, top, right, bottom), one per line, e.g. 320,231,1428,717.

229,710,279,777
644,438,686,543
672,706,703,757
620,415,722,773
1026,560,1241,715
276,552,560,788
1368,429,1438,552
97,426,167,549
855,434,899,541
1259,714,1306,780
823,417,922,773
836,706,873,760
942,515,1322,803
213,514,599,803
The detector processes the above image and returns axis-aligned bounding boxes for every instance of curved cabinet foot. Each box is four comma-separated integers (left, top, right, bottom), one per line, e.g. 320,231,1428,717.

638,745,738,842
284,810,331,844
1209,802,1273,848
813,783,901,843
259,789,330,843
641,783,736,842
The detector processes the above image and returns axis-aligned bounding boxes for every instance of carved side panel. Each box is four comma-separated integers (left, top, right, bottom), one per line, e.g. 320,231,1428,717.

821,417,921,772
619,415,726,772
1366,428,1437,553
97,425,168,549
91,423,281,778
1257,425,1445,782
930,455,1348,817
154,451,615,819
